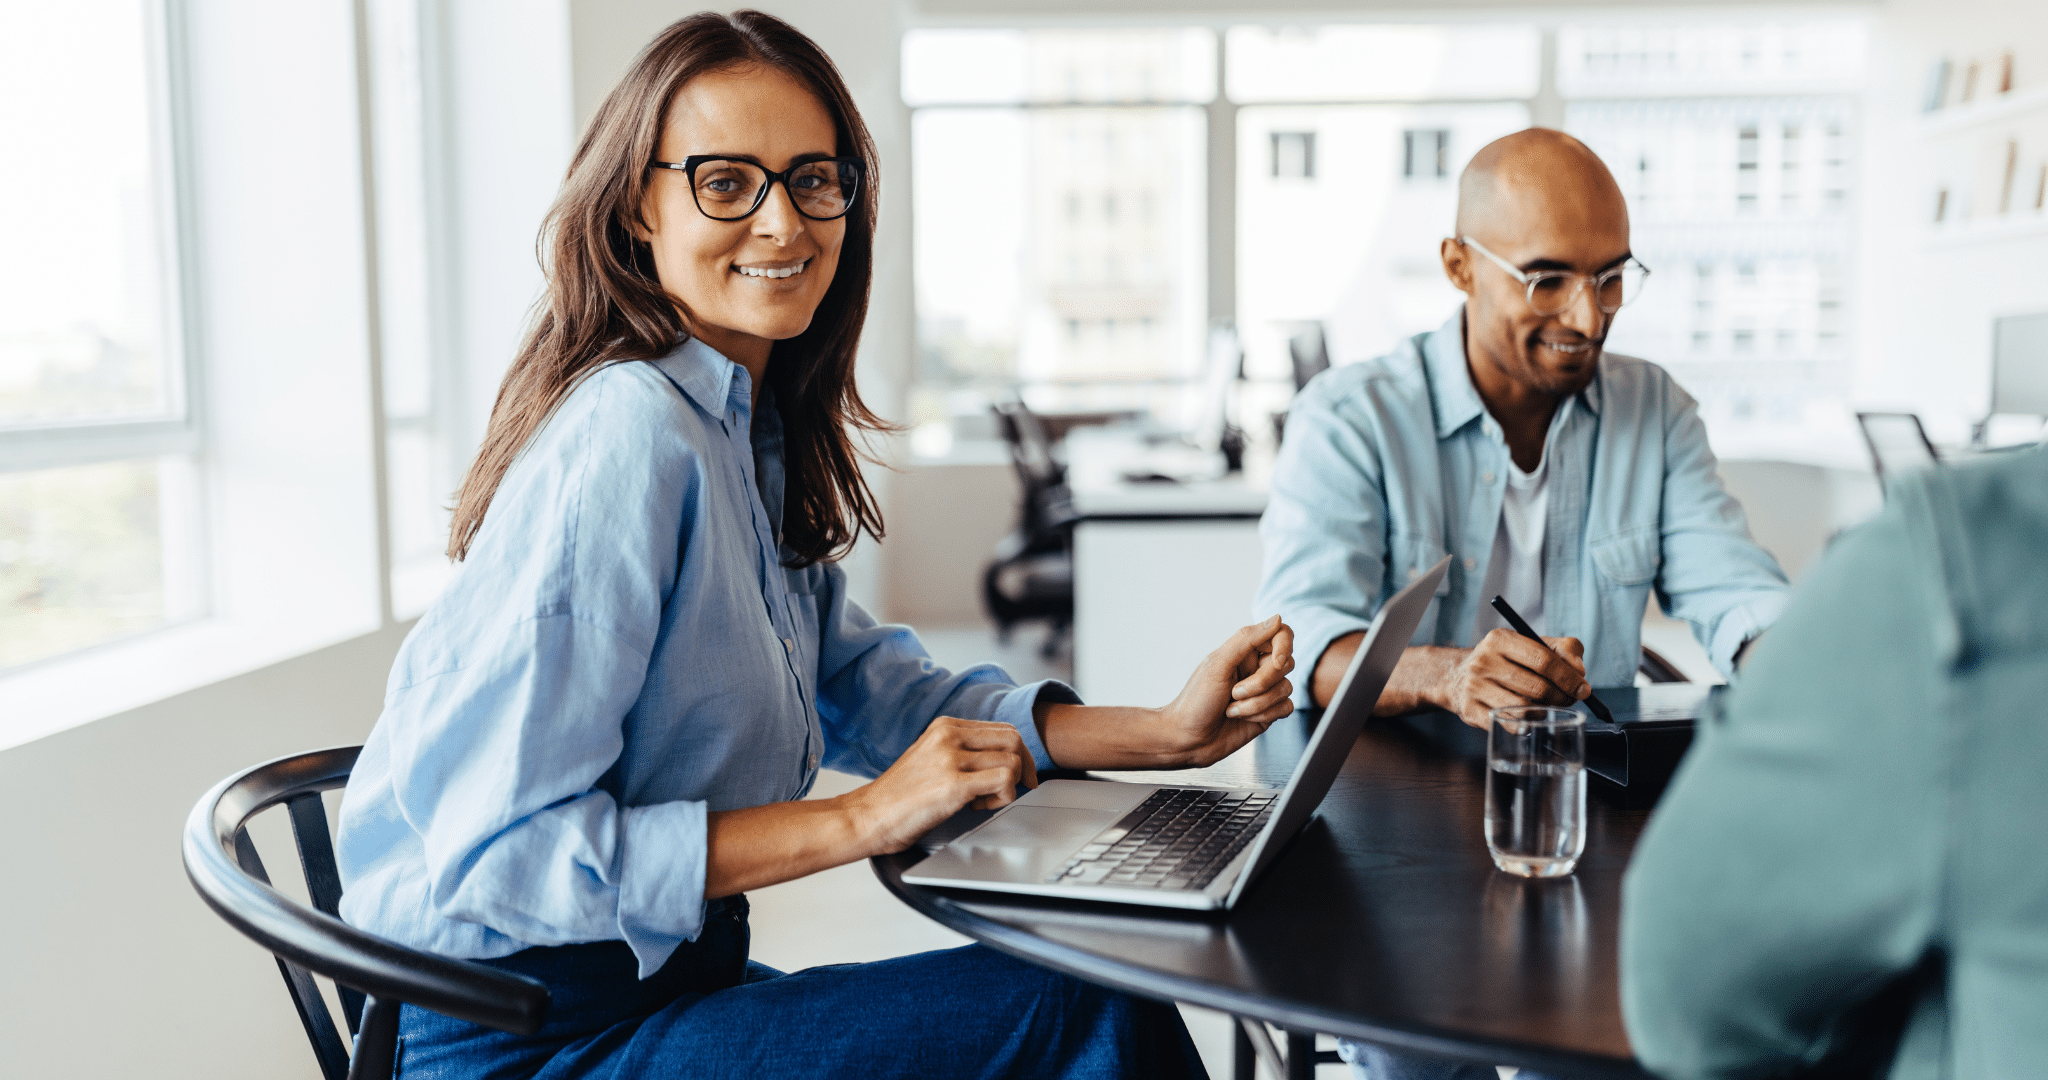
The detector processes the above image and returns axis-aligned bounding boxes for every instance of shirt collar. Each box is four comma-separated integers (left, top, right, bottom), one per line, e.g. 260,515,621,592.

1424,308,1484,440
649,336,742,417
1424,305,1604,441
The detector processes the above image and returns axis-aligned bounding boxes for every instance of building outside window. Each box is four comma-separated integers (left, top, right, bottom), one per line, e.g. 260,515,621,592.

1562,19,1865,433
903,17,1867,451
904,28,1212,429
0,0,202,671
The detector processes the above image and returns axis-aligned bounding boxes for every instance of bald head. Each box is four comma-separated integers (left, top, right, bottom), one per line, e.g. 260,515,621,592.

1454,128,1627,242
1441,128,1635,412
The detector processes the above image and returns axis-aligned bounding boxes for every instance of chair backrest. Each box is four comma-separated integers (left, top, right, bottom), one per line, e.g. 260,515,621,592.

1856,412,1940,494
1287,322,1330,393
991,400,1074,541
184,746,549,1080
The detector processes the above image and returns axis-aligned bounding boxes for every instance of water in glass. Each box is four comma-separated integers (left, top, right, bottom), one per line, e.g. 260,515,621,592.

1485,706,1586,877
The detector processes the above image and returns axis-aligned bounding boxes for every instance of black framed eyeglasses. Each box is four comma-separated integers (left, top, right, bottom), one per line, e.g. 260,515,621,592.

650,155,865,222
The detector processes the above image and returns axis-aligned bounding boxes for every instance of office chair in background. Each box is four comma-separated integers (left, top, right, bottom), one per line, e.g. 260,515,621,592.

1287,322,1330,393
984,399,1079,658
1855,411,1941,497
1268,322,1331,448
184,747,549,1080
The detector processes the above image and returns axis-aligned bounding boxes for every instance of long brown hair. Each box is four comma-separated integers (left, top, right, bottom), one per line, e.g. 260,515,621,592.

446,10,888,566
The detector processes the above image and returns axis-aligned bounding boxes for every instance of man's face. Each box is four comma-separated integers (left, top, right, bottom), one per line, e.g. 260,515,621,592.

1442,185,1632,401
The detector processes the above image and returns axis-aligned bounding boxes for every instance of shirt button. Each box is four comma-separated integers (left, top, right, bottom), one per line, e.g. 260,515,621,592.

1408,567,1422,580
808,753,820,771
782,637,794,653
1464,556,1478,571
1482,471,1497,485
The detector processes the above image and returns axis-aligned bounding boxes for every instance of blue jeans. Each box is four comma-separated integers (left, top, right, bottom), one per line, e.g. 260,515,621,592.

393,896,1207,1079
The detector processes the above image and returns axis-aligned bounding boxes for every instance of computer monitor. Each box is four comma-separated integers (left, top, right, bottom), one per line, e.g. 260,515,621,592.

1187,322,1242,453
1992,311,2048,416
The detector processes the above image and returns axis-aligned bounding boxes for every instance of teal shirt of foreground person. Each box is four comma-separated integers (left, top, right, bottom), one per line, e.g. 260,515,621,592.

1623,446,2048,1079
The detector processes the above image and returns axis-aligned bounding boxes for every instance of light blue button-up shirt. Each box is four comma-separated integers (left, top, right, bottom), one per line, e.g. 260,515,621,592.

1257,309,1789,705
337,338,1075,977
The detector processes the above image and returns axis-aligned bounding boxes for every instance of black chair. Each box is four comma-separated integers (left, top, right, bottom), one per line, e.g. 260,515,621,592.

1638,645,1690,684
184,746,549,1080
1855,411,1941,497
984,400,1080,658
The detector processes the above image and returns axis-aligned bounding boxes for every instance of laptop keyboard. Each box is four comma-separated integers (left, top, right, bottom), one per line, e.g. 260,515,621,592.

1049,787,1278,891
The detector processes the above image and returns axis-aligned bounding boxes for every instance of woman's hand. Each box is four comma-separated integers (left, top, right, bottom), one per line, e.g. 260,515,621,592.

1152,615,1296,767
839,716,1039,855
703,718,1036,895
1036,616,1295,770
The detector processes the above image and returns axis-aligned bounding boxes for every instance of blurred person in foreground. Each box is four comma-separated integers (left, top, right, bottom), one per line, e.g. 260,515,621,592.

1624,446,2048,1078
335,11,1295,1078
1254,128,1793,1079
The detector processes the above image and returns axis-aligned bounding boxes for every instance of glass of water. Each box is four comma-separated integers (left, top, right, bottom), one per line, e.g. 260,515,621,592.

1485,705,1586,878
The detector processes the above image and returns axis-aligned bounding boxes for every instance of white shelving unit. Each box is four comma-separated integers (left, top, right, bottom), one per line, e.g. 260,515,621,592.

1926,211,2048,248
1921,78,2048,248
1921,83,2048,137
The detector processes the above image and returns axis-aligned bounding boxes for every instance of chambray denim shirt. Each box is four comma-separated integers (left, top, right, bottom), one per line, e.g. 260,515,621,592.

337,338,1076,978
1257,308,1790,706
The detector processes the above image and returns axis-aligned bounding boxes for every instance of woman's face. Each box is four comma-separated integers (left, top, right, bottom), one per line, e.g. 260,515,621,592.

638,65,845,361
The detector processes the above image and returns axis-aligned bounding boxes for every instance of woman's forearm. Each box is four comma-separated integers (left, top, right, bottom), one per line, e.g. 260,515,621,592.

1036,704,1194,770
702,797,871,898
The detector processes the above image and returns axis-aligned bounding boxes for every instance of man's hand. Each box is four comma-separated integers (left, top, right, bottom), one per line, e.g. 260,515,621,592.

1036,616,1295,770
1439,628,1590,730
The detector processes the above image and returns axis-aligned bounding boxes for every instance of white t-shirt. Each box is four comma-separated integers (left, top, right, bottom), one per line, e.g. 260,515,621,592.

1474,448,1549,640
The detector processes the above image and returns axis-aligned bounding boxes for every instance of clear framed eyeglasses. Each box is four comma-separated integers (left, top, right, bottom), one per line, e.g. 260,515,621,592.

1459,236,1650,317
650,155,865,222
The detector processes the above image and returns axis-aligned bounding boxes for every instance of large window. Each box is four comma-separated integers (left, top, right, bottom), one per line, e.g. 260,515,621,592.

1229,25,1539,411
1560,21,1865,434
907,29,1214,427
903,18,1867,446
0,0,201,670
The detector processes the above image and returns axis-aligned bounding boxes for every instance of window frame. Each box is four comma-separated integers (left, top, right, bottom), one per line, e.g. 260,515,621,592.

0,0,209,666
0,0,203,469
904,17,1866,432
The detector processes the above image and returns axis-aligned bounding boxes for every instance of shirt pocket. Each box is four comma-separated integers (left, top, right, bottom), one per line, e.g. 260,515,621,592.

1588,524,1662,587
1391,533,1453,598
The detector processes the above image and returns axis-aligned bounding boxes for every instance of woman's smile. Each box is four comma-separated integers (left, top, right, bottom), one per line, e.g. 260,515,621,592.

732,256,812,281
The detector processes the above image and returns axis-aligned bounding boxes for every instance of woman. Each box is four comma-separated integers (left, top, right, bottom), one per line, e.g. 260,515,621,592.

337,11,1294,1078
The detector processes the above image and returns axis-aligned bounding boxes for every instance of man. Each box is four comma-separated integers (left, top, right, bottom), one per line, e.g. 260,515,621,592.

1623,447,2048,1078
1258,128,1789,729
1258,127,1793,1079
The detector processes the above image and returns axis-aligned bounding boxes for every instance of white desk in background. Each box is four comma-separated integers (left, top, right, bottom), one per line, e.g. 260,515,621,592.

1064,428,1270,707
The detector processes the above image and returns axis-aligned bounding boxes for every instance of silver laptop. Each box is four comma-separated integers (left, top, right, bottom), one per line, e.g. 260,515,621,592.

903,555,1453,910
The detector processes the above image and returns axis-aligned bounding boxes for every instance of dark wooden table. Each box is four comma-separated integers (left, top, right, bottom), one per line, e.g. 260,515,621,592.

873,708,1654,1079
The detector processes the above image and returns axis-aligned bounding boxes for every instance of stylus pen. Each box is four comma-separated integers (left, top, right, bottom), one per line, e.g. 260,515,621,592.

1488,595,1615,724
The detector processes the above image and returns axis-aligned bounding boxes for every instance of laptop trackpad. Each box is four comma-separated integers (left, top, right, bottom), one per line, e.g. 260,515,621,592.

959,806,1115,850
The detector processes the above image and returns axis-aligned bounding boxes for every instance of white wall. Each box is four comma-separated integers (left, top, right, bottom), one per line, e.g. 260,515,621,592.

1855,0,2048,439
0,624,409,1080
